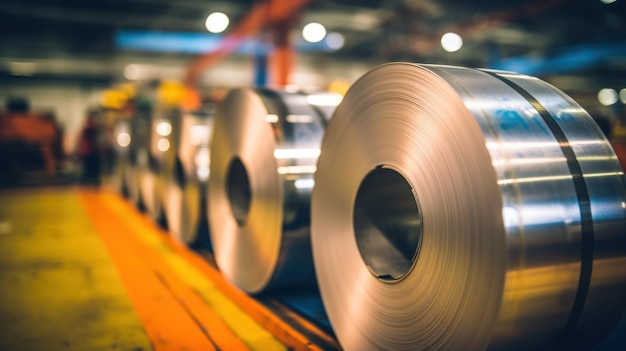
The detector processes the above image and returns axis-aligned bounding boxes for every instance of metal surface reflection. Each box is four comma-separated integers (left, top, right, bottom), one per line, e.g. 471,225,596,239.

124,112,150,209
163,111,214,245
111,118,131,196
311,63,626,350
208,88,336,294
138,111,179,226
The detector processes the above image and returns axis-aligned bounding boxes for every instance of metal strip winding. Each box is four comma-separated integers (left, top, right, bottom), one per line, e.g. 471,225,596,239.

163,111,214,245
481,69,594,340
208,88,334,294
311,63,626,350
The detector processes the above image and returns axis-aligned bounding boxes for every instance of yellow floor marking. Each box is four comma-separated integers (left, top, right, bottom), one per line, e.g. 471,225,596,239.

0,188,152,351
100,192,286,351
82,191,220,350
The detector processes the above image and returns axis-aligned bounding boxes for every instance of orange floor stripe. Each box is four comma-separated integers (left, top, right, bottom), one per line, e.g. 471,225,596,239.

105,196,337,351
179,250,331,351
120,244,251,351
80,191,219,351
91,191,251,350
174,247,332,351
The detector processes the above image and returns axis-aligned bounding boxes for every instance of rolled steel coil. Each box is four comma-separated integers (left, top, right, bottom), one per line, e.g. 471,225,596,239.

163,111,214,244
138,109,179,225
125,114,149,209
111,118,131,196
311,63,626,350
208,88,332,294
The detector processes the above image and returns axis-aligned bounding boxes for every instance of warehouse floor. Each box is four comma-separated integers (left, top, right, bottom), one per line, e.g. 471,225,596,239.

1,139,625,351
0,187,337,351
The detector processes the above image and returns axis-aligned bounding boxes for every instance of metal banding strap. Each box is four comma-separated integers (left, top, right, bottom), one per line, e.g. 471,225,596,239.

481,69,594,337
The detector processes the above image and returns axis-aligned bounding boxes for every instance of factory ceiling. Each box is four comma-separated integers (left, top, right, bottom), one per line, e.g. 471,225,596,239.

0,0,625,105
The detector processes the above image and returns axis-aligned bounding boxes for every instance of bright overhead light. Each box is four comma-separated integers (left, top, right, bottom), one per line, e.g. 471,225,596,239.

205,12,229,33
598,88,618,106
117,132,131,147
441,32,463,52
157,138,170,152
302,22,326,43
156,121,172,136
124,64,142,80
600,0,617,4
326,32,345,50
620,88,626,104
9,61,36,76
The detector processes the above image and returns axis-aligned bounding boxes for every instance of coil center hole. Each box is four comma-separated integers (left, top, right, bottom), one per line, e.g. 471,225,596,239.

226,157,252,227
353,166,422,282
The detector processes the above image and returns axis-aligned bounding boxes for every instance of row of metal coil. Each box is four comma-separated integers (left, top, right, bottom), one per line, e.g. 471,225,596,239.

111,63,626,351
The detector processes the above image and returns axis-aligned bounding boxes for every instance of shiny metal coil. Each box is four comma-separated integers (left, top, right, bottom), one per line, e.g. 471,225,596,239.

111,118,131,196
163,111,214,244
125,114,149,208
208,88,333,294
138,109,179,224
311,63,626,350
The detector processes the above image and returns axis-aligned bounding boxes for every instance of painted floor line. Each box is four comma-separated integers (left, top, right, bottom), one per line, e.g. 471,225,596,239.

87,191,287,351
81,191,219,351
100,192,334,351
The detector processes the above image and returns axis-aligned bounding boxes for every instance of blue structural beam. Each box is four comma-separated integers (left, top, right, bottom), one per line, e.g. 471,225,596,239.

253,52,268,86
115,30,340,55
491,41,626,76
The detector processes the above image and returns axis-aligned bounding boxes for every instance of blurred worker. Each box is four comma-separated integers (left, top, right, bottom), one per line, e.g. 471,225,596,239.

77,110,102,186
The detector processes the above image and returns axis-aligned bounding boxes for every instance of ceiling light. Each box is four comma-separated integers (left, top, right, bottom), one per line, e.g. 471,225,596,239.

620,88,626,104
598,88,618,106
441,32,463,52
156,121,172,136
600,0,617,4
205,12,229,33
9,62,36,76
117,132,131,147
124,64,142,80
157,138,170,152
302,22,326,43
326,32,345,50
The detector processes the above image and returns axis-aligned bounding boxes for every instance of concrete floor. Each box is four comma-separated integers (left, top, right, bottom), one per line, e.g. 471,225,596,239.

0,188,152,350
0,187,325,351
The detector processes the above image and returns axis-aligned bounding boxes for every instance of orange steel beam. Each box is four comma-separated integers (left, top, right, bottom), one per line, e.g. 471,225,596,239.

271,19,295,87
184,0,312,88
